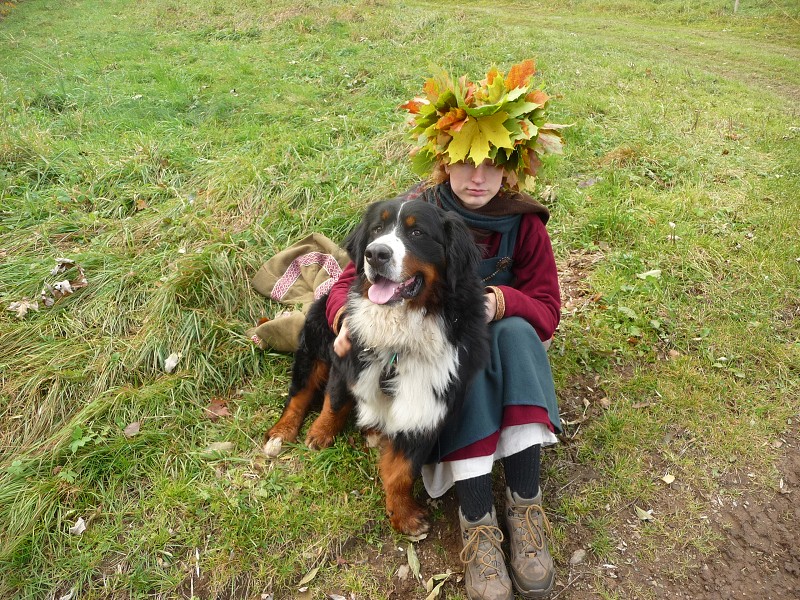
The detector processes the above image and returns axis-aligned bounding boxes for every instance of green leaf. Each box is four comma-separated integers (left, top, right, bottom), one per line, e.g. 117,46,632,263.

462,103,503,118
505,99,540,118
617,306,637,320
486,74,506,104
447,111,513,165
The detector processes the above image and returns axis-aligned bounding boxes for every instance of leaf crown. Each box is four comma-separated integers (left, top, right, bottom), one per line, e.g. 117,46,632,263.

400,59,566,190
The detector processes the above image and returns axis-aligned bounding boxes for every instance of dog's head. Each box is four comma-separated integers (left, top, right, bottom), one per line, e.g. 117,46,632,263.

345,198,482,310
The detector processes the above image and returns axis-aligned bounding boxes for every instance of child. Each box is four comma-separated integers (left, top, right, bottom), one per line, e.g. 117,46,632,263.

327,60,565,600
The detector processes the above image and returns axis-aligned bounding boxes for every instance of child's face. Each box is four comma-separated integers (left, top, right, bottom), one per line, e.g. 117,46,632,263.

445,159,504,210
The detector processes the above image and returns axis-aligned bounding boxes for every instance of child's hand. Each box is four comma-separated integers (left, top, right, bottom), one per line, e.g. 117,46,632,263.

484,292,497,322
334,319,352,357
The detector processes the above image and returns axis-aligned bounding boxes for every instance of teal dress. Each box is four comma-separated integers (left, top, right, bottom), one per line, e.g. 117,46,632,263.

418,185,561,462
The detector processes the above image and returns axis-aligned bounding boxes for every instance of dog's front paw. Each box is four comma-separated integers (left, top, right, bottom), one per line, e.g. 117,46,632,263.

263,436,284,457
389,506,430,537
304,430,335,451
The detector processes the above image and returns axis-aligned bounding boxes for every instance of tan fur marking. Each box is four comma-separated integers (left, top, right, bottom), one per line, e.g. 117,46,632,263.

267,360,329,442
402,254,440,311
305,393,353,450
379,439,429,535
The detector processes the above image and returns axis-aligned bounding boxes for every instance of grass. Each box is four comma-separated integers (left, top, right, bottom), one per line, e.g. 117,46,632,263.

1,0,799,598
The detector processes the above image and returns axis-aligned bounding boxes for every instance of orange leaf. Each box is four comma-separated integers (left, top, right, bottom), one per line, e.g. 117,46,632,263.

206,397,232,421
463,82,476,106
399,97,428,114
505,59,536,90
485,67,500,86
423,78,440,102
526,89,549,106
436,107,467,132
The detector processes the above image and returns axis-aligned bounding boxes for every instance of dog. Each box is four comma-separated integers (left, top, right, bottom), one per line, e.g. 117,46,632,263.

264,197,489,535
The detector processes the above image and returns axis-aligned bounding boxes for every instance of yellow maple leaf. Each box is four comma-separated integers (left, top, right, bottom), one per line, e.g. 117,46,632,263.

446,111,513,165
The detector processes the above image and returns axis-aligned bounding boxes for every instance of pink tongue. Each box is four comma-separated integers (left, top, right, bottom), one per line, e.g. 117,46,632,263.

368,279,400,304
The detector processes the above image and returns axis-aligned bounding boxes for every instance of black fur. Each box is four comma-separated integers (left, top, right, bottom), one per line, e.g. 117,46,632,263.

330,197,489,474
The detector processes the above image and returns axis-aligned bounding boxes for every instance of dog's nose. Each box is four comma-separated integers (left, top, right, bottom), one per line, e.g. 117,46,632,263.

365,243,392,267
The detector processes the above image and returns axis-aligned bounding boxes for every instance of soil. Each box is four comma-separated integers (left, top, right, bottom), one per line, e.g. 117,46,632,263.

328,424,798,600
328,251,799,599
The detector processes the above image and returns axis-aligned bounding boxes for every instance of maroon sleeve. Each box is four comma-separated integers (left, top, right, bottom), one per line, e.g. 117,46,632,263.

325,261,356,330
496,214,561,341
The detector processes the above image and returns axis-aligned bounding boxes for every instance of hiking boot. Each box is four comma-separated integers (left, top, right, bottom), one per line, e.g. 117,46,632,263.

504,487,555,598
458,508,514,600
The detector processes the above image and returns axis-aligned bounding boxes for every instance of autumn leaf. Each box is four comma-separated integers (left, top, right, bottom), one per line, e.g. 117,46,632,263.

164,352,181,374
435,107,467,132
407,543,421,580
505,59,536,90
535,129,564,154
526,89,550,106
485,72,507,104
69,517,87,535
447,111,513,165
399,97,429,114
123,421,141,437
423,77,440,102
7,299,39,319
206,397,232,421
484,66,501,86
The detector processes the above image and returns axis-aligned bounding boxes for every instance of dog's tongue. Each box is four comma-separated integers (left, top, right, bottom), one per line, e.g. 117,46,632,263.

368,279,401,305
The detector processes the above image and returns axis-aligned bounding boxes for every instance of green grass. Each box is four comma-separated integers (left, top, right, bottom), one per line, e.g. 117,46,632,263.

2,0,799,598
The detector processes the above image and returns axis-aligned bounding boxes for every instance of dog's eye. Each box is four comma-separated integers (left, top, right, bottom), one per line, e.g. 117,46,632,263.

372,224,383,234
409,228,422,237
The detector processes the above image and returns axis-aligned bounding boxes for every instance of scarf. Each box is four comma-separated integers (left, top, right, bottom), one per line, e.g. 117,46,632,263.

423,182,550,237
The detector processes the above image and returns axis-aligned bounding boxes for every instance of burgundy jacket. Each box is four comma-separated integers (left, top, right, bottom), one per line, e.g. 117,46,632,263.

325,211,561,342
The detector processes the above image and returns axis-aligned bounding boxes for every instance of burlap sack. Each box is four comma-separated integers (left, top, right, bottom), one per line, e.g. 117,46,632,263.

248,233,349,352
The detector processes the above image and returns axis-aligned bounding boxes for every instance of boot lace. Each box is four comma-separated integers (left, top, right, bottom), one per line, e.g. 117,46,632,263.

459,524,505,579
511,504,553,556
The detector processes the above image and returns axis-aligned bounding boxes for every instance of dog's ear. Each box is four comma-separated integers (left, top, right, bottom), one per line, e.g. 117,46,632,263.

443,211,482,293
343,207,372,274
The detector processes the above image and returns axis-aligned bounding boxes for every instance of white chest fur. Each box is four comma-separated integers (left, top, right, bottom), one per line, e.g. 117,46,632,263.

346,296,459,436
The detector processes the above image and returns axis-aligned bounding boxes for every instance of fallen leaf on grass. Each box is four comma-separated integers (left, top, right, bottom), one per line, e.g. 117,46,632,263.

634,506,654,521
298,566,320,587
164,353,181,373
569,548,586,565
661,473,676,485
69,517,87,535
599,397,611,409
636,269,662,280
425,571,452,598
7,299,39,318
204,442,234,454
58,589,76,600
123,421,140,438
407,543,421,580
396,564,410,580
42,258,89,305
205,397,231,421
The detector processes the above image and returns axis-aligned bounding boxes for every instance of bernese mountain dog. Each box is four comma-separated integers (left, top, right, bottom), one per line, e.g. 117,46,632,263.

264,197,488,535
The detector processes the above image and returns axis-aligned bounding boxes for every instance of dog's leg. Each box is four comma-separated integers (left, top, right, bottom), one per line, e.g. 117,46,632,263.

378,437,430,536
305,394,353,450
264,360,328,457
